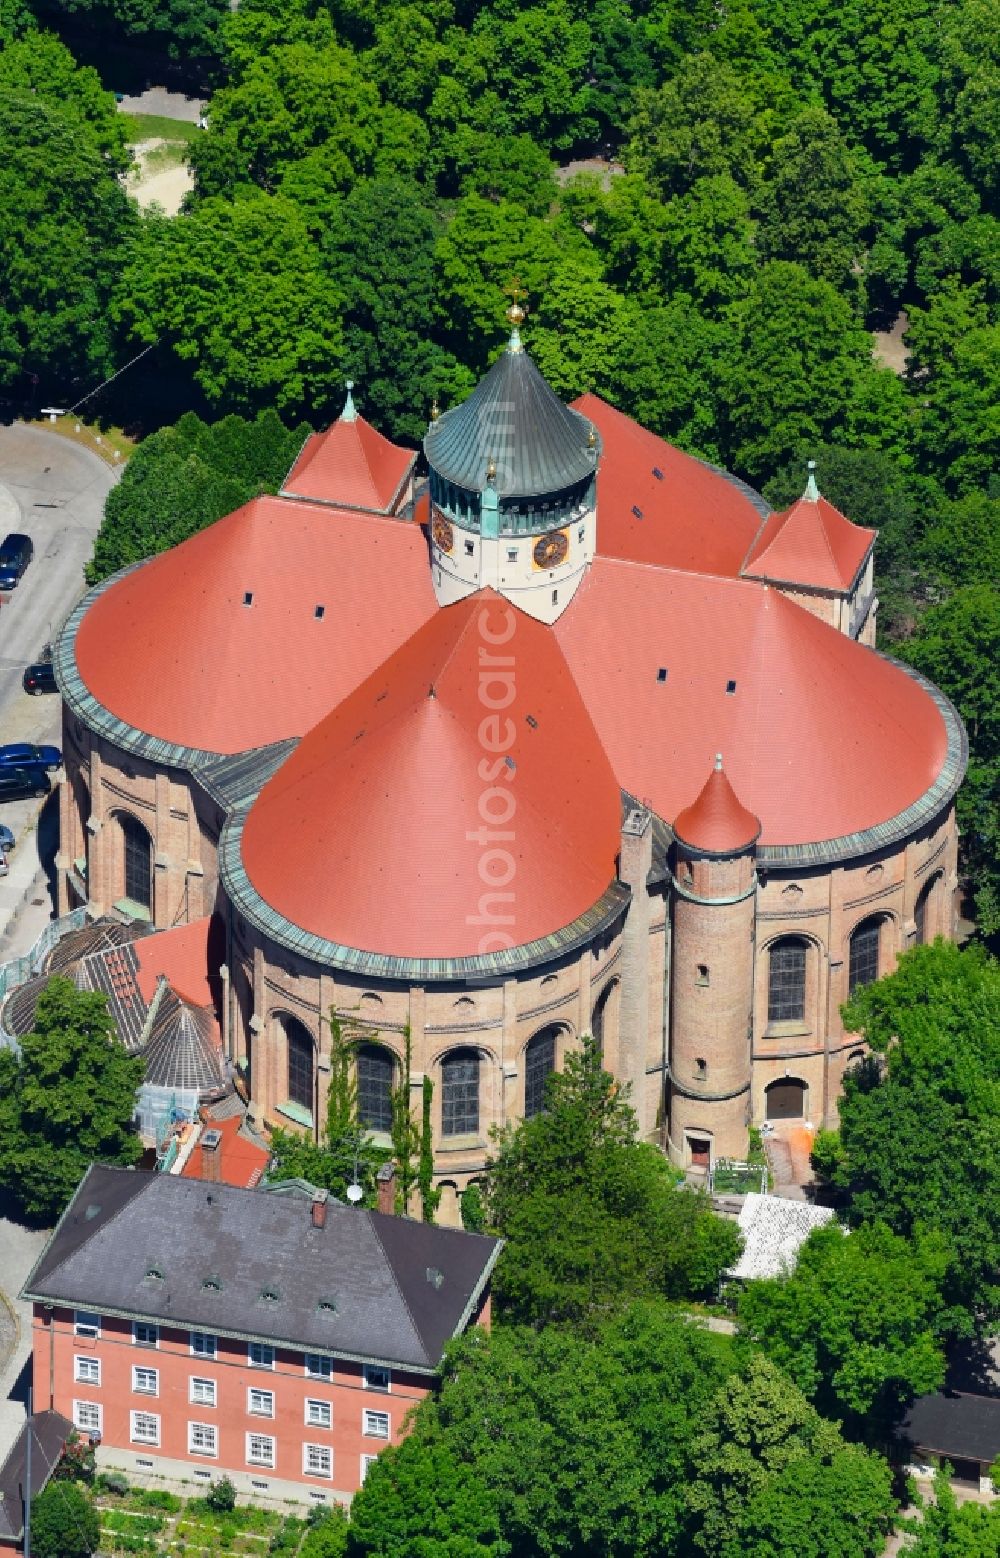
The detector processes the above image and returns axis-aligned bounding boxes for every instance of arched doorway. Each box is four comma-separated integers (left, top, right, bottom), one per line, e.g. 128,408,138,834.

356,1044,395,1133
765,1077,807,1120
117,812,152,915
524,1026,559,1118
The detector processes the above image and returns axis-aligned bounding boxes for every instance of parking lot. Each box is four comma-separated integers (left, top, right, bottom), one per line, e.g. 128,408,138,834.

0,423,117,946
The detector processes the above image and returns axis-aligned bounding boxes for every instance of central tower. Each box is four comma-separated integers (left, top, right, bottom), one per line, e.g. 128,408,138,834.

423,309,600,624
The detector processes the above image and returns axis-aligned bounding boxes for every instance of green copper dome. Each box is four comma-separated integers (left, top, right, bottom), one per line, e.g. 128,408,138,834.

424,339,599,500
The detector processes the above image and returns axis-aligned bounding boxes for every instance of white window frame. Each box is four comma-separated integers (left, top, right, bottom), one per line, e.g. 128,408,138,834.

303,1443,333,1480
132,1365,159,1396
73,1400,102,1434
73,1311,100,1339
247,1386,275,1418
189,1377,217,1408
188,1421,218,1458
132,1321,159,1349
129,1410,160,1447
245,1431,276,1469
248,1341,275,1370
304,1353,331,1380
362,1408,390,1440
74,1355,101,1385
361,1453,379,1482
363,1363,391,1393
304,1398,332,1430
190,1331,217,1359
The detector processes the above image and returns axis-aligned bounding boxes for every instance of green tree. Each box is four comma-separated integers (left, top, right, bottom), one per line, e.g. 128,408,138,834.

738,1222,948,1431
529,259,633,398
627,54,773,199
900,1468,1000,1556
460,1180,486,1233
484,1038,740,1327
684,1353,895,1558
896,587,1000,933
0,978,143,1223
88,409,310,583
755,107,870,296
300,1503,350,1557
419,1075,441,1223
29,1480,100,1558
390,1025,419,1214
905,280,1000,495
0,31,130,168
117,194,343,416
614,297,729,461
0,90,136,395
827,941,1000,1318
659,175,758,313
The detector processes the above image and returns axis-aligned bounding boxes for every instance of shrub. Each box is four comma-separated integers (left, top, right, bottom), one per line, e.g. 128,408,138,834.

205,1475,237,1512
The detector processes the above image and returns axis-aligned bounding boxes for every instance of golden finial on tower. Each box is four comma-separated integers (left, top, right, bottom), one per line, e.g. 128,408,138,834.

486,454,497,482
430,398,440,422
504,276,528,335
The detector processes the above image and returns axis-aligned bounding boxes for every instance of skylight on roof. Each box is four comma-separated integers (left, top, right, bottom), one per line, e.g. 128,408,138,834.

652,467,664,480
632,505,643,519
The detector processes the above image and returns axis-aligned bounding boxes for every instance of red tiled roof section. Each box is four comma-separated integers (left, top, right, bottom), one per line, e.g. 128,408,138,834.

75,496,438,755
281,415,416,513
135,915,224,1009
571,394,762,578
555,558,948,848
180,1114,269,1189
674,758,761,855
742,493,875,592
241,591,622,959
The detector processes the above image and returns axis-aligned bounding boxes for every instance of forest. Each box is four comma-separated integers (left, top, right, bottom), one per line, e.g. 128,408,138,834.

4,0,992,929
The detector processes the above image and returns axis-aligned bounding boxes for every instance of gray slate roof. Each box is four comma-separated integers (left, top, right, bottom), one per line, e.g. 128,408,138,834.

23,1165,502,1375
902,1391,1000,1465
424,342,599,499
0,1410,73,1540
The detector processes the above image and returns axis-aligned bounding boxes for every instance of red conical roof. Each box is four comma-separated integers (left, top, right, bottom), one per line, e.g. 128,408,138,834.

673,756,761,855
281,401,415,513
742,480,875,593
240,592,622,959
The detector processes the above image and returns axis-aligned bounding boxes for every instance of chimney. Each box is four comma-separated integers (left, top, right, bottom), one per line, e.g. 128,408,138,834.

311,1188,329,1229
377,1163,396,1217
201,1128,223,1183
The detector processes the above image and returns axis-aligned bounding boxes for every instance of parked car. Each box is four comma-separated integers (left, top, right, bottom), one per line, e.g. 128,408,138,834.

0,767,51,802
0,823,14,853
23,661,57,695
0,742,62,771
0,533,33,590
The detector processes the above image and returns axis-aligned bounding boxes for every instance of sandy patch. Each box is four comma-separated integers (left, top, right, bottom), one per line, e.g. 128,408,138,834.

126,138,194,216
872,310,909,375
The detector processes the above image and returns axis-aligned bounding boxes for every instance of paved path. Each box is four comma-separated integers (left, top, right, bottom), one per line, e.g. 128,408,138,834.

117,86,204,122
0,1218,51,1464
0,424,117,950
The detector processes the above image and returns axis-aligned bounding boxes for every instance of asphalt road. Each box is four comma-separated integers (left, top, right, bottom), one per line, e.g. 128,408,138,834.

0,424,117,936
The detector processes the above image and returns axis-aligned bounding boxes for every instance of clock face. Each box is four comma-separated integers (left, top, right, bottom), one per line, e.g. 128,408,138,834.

431,510,454,554
533,529,569,570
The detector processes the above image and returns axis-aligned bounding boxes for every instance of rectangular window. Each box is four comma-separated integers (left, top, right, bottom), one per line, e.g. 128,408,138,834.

303,1443,333,1479
247,1387,275,1418
248,1341,275,1370
73,1400,102,1434
363,1409,390,1440
133,1322,158,1349
305,1398,332,1429
190,1377,217,1408
130,1411,160,1447
304,1353,332,1381
74,1311,100,1339
363,1364,390,1393
132,1366,158,1396
190,1332,217,1359
74,1356,101,1385
246,1432,276,1469
188,1422,218,1458
361,1453,379,1483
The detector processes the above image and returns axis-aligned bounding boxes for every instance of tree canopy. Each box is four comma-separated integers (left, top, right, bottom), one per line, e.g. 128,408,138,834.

484,1037,740,1327
0,977,143,1222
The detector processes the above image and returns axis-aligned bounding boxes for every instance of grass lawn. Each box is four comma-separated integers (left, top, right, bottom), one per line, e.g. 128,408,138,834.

122,112,201,144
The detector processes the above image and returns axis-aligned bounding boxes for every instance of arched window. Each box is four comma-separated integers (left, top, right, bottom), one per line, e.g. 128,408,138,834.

768,938,807,1023
119,813,152,911
357,1045,394,1132
914,875,940,946
441,1049,480,1137
285,1018,315,1114
524,1027,558,1118
591,981,614,1054
848,917,882,994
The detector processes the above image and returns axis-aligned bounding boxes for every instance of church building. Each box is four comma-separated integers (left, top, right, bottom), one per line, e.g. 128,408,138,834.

51,315,966,1214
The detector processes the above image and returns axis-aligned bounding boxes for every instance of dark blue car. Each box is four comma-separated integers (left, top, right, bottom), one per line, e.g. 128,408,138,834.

0,532,33,590
0,742,62,772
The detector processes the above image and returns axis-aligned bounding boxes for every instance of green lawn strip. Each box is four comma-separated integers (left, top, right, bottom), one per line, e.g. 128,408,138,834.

122,113,201,144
